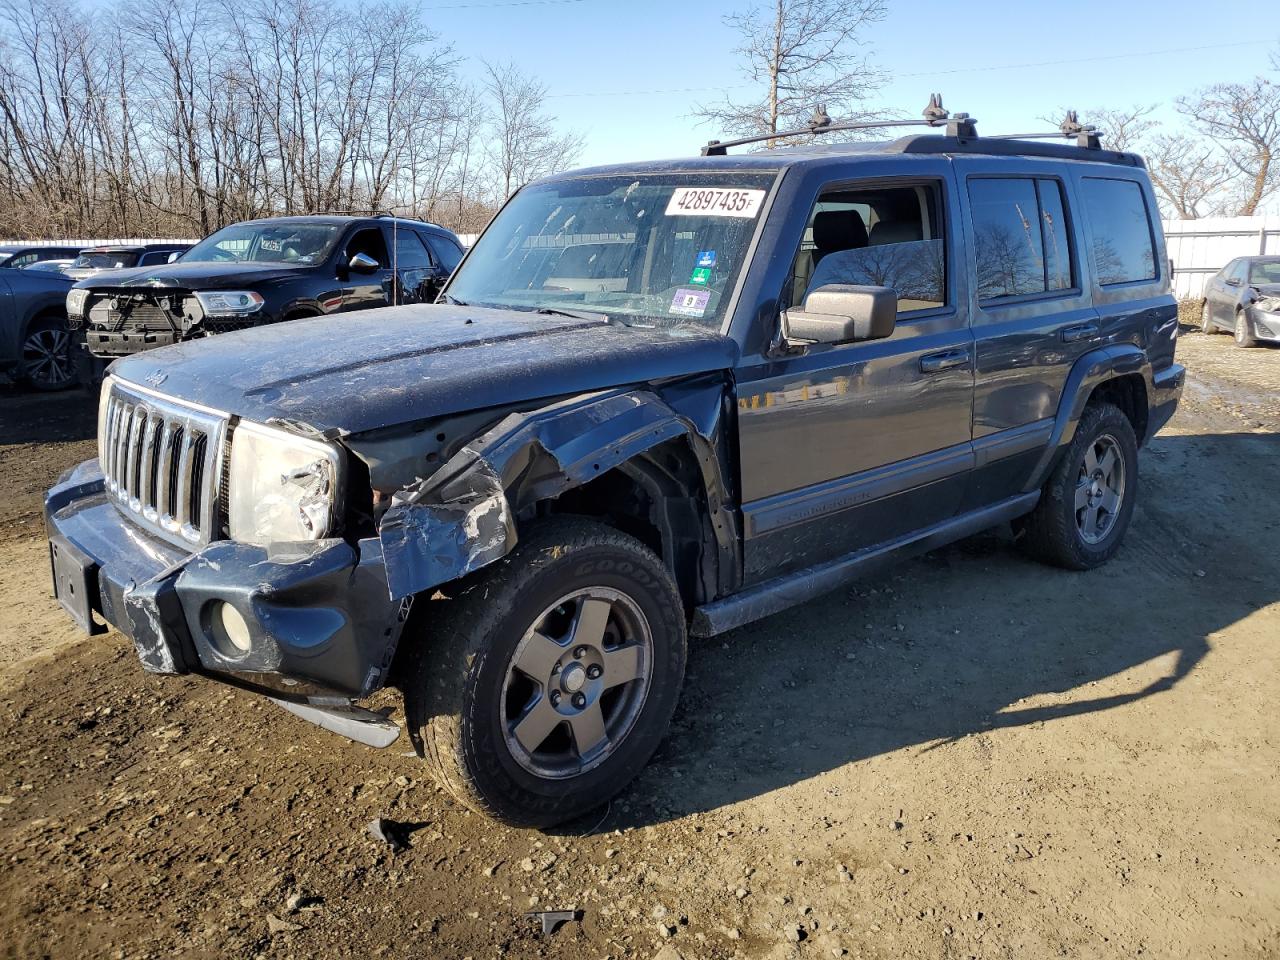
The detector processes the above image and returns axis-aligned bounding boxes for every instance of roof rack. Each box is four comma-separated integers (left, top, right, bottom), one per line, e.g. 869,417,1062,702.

701,98,1110,155
988,111,1103,149
701,94,977,156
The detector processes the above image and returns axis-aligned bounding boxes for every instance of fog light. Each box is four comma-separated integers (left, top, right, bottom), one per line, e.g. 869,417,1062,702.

208,601,251,658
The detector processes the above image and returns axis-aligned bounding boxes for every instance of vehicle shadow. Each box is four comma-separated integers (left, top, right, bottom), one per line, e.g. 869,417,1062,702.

0,382,97,446
571,429,1280,833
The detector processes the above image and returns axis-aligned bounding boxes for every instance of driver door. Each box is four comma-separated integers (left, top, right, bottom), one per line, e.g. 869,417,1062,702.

734,169,975,583
340,226,394,311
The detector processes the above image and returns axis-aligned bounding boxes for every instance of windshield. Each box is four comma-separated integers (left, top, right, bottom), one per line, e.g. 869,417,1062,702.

446,172,778,328
1248,261,1280,284
183,223,342,265
75,251,138,269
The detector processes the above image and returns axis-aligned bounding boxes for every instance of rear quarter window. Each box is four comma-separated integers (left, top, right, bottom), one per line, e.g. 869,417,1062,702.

1080,178,1157,286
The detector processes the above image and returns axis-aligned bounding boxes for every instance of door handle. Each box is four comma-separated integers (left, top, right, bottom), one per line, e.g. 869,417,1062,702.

919,349,969,373
1060,322,1100,343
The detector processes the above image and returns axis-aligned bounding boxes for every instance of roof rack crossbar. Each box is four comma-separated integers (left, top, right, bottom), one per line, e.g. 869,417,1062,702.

701,94,978,156
987,112,1104,149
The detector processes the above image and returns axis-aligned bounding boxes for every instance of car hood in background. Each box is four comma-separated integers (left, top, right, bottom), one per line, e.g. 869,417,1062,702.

110,304,739,435
74,261,309,289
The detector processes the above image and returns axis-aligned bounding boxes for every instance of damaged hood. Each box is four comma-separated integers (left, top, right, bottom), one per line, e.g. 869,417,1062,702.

109,304,739,434
76,261,307,289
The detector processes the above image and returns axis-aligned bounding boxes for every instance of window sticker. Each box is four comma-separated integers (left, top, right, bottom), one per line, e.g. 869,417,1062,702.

670,287,711,317
690,249,716,285
665,188,765,218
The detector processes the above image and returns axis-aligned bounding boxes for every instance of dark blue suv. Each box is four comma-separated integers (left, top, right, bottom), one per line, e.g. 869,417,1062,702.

46,115,1183,827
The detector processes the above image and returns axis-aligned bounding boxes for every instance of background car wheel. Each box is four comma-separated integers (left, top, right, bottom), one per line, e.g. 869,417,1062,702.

402,517,687,828
1234,311,1258,348
1019,401,1139,571
1199,301,1216,334
20,315,76,392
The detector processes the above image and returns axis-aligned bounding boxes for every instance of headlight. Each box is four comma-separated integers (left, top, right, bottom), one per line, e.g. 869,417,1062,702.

227,420,342,545
194,290,265,317
67,288,88,318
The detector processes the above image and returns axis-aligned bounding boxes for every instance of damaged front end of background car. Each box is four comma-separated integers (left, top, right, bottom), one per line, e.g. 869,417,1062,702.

46,376,739,749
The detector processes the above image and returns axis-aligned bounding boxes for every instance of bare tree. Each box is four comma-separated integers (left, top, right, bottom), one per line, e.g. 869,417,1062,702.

483,60,581,199
1179,77,1280,215
694,0,888,143
1145,134,1234,220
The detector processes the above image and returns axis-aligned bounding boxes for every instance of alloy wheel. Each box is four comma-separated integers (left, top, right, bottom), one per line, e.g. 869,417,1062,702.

501,587,653,779
22,326,73,389
1074,433,1126,545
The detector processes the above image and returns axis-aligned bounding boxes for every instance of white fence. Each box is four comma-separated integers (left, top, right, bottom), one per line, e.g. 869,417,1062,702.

0,237,197,249
1164,217,1280,300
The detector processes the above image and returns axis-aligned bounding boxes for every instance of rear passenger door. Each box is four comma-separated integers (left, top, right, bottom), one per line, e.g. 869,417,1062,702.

734,166,975,584
956,163,1098,507
387,229,438,305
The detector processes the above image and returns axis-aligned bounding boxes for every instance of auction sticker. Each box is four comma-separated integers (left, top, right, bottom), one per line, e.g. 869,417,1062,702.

670,287,711,317
665,187,765,218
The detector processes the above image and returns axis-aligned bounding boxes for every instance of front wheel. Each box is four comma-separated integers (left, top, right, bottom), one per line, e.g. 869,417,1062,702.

402,518,687,828
1200,301,1216,334
1235,311,1258,348
1019,401,1139,570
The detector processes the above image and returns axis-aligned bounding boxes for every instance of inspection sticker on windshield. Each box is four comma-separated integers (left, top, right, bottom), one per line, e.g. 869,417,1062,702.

670,287,711,317
666,187,765,218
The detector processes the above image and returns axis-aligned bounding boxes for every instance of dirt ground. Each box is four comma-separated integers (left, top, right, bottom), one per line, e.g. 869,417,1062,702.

1,326,1278,960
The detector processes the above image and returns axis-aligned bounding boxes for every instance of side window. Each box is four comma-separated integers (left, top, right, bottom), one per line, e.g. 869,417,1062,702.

1080,177,1156,285
347,227,389,267
789,182,946,314
1229,260,1250,283
393,230,433,269
968,177,1075,300
425,234,463,272
10,252,37,268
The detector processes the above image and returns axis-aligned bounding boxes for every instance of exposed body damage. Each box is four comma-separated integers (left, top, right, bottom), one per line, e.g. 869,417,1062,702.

368,384,739,605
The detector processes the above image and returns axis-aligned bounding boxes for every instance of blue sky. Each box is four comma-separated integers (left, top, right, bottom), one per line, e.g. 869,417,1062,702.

427,0,1276,166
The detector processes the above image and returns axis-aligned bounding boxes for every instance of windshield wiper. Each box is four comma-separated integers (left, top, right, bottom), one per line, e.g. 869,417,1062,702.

440,293,467,305
534,306,611,323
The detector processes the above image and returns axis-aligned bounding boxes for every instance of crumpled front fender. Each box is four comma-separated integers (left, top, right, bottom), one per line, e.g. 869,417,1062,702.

376,388,725,601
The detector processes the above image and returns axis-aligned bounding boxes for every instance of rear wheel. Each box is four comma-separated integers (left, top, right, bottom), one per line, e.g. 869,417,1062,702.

402,518,686,827
1234,310,1258,348
21,315,76,391
1019,401,1138,570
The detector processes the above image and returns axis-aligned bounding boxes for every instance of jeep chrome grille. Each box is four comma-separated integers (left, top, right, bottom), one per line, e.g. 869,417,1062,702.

99,378,228,547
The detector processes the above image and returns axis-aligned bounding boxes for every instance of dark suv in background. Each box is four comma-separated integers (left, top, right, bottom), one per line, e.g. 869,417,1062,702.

68,215,463,362
46,106,1183,828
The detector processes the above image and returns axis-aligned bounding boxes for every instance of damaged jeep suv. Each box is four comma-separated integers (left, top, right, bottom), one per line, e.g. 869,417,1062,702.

46,109,1184,827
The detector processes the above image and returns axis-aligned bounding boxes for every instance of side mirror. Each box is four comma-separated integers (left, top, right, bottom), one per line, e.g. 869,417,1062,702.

167,251,182,263
349,252,380,274
1224,276,1240,287
782,284,897,346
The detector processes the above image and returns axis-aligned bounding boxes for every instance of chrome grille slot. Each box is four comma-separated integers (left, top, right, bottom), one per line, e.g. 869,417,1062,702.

98,378,228,547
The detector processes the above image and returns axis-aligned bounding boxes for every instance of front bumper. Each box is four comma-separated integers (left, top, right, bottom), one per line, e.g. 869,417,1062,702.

1247,309,1280,342
45,459,409,700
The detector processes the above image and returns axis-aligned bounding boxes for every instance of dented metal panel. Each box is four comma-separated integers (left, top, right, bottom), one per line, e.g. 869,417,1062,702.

376,388,731,601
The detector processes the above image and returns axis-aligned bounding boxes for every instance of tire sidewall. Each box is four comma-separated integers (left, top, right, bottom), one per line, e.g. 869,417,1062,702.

1235,312,1254,347
459,540,685,822
1057,407,1139,567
